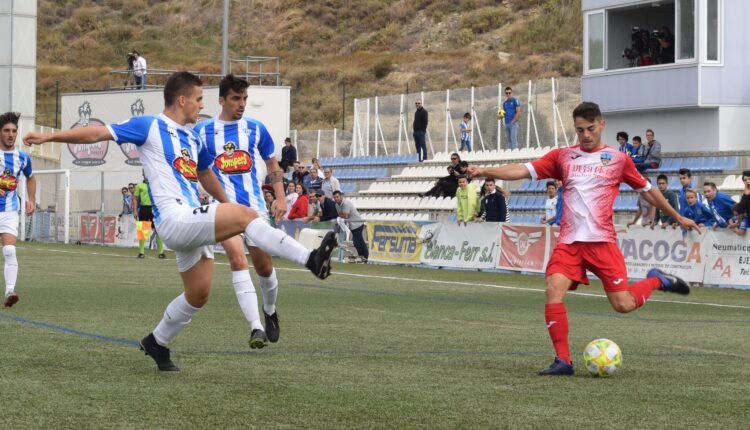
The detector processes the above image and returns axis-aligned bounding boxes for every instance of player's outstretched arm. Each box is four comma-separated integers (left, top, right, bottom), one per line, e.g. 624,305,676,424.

197,169,229,204
468,163,531,181
23,126,113,146
641,187,700,234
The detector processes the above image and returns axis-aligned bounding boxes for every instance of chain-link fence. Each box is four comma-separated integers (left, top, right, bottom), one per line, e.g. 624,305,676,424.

348,77,582,158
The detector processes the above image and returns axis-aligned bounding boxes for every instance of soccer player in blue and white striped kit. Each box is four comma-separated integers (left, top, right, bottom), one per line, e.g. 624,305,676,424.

0,112,35,308
24,72,337,371
194,75,283,349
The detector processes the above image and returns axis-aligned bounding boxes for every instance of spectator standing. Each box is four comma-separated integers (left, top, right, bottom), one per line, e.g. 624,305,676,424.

616,131,634,156
477,178,508,222
124,52,136,88
132,51,147,89
287,183,309,220
455,175,479,225
459,113,472,152
413,99,428,162
502,87,521,150
652,174,679,229
634,129,662,172
542,181,558,224
678,168,703,215
133,176,165,259
627,193,654,227
333,191,368,261
315,192,338,222
630,136,647,163
656,26,675,64
703,181,735,228
280,138,296,172
321,167,341,199
119,186,134,218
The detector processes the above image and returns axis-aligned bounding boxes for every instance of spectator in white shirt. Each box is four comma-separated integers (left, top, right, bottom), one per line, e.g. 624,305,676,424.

542,180,558,224
133,51,147,89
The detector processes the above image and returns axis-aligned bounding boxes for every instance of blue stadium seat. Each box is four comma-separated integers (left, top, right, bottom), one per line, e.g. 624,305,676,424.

507,195,520,209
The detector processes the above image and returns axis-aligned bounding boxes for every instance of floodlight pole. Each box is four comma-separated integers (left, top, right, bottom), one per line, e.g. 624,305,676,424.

221,0,229,76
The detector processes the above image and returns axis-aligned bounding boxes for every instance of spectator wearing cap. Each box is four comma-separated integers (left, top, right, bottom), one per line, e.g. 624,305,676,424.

334,191,369,261
315,191,338,222
280,137,297,172
321,167,341,200
703,181,736,228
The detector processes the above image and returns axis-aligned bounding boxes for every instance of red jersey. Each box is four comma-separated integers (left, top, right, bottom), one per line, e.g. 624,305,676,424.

526,145,650,244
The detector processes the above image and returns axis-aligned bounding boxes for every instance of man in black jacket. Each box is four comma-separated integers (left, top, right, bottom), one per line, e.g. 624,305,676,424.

477,179,508,222
280,137,297,172
413,99,428,162
315,192,339,222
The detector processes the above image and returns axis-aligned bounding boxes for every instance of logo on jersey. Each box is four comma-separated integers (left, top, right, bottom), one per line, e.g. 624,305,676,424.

214,141,252,175
67,101,110,166
0,169,17,191
119,99,145,166
172,148,198,182
503,228,543,256
600,152,613,166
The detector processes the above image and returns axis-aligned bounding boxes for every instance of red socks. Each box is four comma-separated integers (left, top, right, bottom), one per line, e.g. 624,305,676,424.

627,277,661,308
545,303,570,364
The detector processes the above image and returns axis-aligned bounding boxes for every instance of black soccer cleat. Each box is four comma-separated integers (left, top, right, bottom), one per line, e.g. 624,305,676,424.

647,268,690,295
264,312,280,343
305,231,337,279
158,253,166,259
249,329,268,349
538,357,575,376
137,253,145,259
139,333,179,371
4,292,19,308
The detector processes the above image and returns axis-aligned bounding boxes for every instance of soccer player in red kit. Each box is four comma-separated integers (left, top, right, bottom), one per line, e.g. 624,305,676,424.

468,102,700,376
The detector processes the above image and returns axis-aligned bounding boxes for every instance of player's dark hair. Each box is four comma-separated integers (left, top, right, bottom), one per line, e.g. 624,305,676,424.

219,74,250,98
616,131,628,141
0,112,20,129
704,181,717,189
678,168,692,177
163,72,203,106
656,174,668,182
546,180,556,189
484,178,495,184
742,170,750,180
504,86,512,92
572,102,602,122
632,136,642,143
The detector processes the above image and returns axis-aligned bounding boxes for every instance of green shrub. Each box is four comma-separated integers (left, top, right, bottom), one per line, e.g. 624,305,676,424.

372,59,394,79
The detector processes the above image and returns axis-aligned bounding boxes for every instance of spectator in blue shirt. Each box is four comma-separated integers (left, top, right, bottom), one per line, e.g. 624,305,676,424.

616,131,634,156
682,189,715,230
703,181,735,228
678,168,703,215
728,204,748,236
459,113,472,152
630,136,647,163
550,180,564,226
502,87,521,150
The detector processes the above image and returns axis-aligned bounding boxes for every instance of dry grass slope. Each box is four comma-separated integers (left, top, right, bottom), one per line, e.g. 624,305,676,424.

36,0,581,130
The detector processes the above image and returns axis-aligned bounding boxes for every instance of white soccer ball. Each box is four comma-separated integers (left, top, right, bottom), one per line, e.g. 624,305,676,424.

583,338,622,377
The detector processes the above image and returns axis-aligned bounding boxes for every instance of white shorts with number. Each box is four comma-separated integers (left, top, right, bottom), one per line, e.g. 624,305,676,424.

0,212,19,236
157,203,218,272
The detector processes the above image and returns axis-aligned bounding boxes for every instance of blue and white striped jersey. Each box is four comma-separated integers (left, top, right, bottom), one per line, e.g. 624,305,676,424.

107,114,213,223
0,150,32,213
194,117,275,214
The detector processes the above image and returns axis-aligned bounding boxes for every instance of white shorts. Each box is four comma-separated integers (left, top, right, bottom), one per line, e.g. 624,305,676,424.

0,212,19,236
157,203,218,272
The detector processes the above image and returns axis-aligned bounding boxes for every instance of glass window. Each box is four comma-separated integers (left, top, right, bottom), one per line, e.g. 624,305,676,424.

706,0,719,61
678,0,695,60
587,12,604,70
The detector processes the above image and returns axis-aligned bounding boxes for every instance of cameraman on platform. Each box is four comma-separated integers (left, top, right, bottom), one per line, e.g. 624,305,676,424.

655,26,674,64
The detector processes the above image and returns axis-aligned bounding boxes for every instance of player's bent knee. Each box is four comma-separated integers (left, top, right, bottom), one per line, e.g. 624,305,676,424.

3,245,17,264
610,300,634,313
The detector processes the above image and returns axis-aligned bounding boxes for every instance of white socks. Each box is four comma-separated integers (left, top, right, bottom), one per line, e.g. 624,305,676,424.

153,293,200,346
244,218,310,265
258,268,278,316
232,270,263,331
3,245,17,296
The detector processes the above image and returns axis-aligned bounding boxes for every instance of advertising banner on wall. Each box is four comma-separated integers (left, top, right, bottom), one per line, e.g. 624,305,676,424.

498,224,548,272
615,226,706,282
420,222,499,269
367,221,423,264
702,230,750,287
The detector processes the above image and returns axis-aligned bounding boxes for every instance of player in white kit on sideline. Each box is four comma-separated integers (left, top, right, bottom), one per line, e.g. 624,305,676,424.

194,75,284,349
0,112,36,308
23,72,337,372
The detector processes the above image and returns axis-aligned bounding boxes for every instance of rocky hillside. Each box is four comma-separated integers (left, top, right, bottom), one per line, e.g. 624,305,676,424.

36,0,581,129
